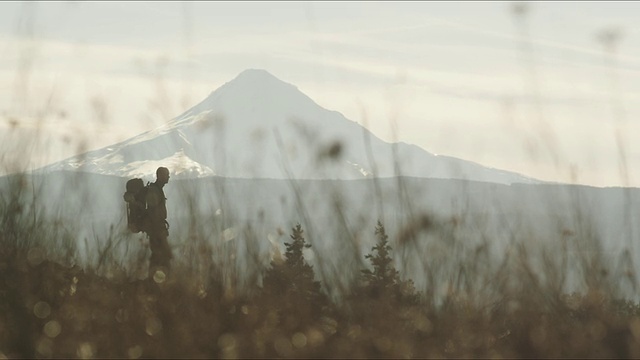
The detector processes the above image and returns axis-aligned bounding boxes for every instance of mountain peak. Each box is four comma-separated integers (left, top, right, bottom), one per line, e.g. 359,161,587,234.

234,68,280,82
219,68,299,96
177,68,316,124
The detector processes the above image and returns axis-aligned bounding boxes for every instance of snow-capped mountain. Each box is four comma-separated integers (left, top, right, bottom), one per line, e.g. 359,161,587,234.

40,69,539,184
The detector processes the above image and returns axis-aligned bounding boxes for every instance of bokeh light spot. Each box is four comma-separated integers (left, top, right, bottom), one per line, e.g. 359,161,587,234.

43,320,61,338
33,301,51,319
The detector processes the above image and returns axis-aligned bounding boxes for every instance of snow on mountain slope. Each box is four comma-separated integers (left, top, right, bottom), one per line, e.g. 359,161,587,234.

119,149,215,178
39,69,540,184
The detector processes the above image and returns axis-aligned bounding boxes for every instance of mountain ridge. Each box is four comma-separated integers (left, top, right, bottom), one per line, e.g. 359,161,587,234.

37,69,541,185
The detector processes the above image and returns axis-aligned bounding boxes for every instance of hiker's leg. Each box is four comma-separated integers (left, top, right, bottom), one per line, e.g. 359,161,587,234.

148,231,172,279
156,233,172,268
148,235,161,279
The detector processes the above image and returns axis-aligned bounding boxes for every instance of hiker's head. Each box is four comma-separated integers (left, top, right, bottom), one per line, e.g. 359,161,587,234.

156,167,170,185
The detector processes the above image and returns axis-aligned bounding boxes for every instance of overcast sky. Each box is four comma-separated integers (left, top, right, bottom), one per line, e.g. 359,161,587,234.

1,1,639,187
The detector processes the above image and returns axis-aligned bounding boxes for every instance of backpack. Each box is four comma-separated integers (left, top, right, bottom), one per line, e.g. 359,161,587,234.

123,178,150,233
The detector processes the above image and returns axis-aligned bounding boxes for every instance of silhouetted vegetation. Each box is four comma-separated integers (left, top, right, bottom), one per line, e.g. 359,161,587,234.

2,173,640,359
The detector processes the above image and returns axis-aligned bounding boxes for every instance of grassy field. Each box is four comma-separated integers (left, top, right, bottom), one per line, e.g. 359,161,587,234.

2,171,640,359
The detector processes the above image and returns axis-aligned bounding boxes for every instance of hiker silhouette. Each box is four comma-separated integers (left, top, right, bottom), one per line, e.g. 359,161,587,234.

146,166,172,280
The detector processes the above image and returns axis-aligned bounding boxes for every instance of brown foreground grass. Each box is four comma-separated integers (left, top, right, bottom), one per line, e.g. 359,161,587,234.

3,185,640,359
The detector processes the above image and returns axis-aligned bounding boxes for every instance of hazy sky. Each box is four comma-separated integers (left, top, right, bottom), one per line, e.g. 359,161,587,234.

1,1,639,187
